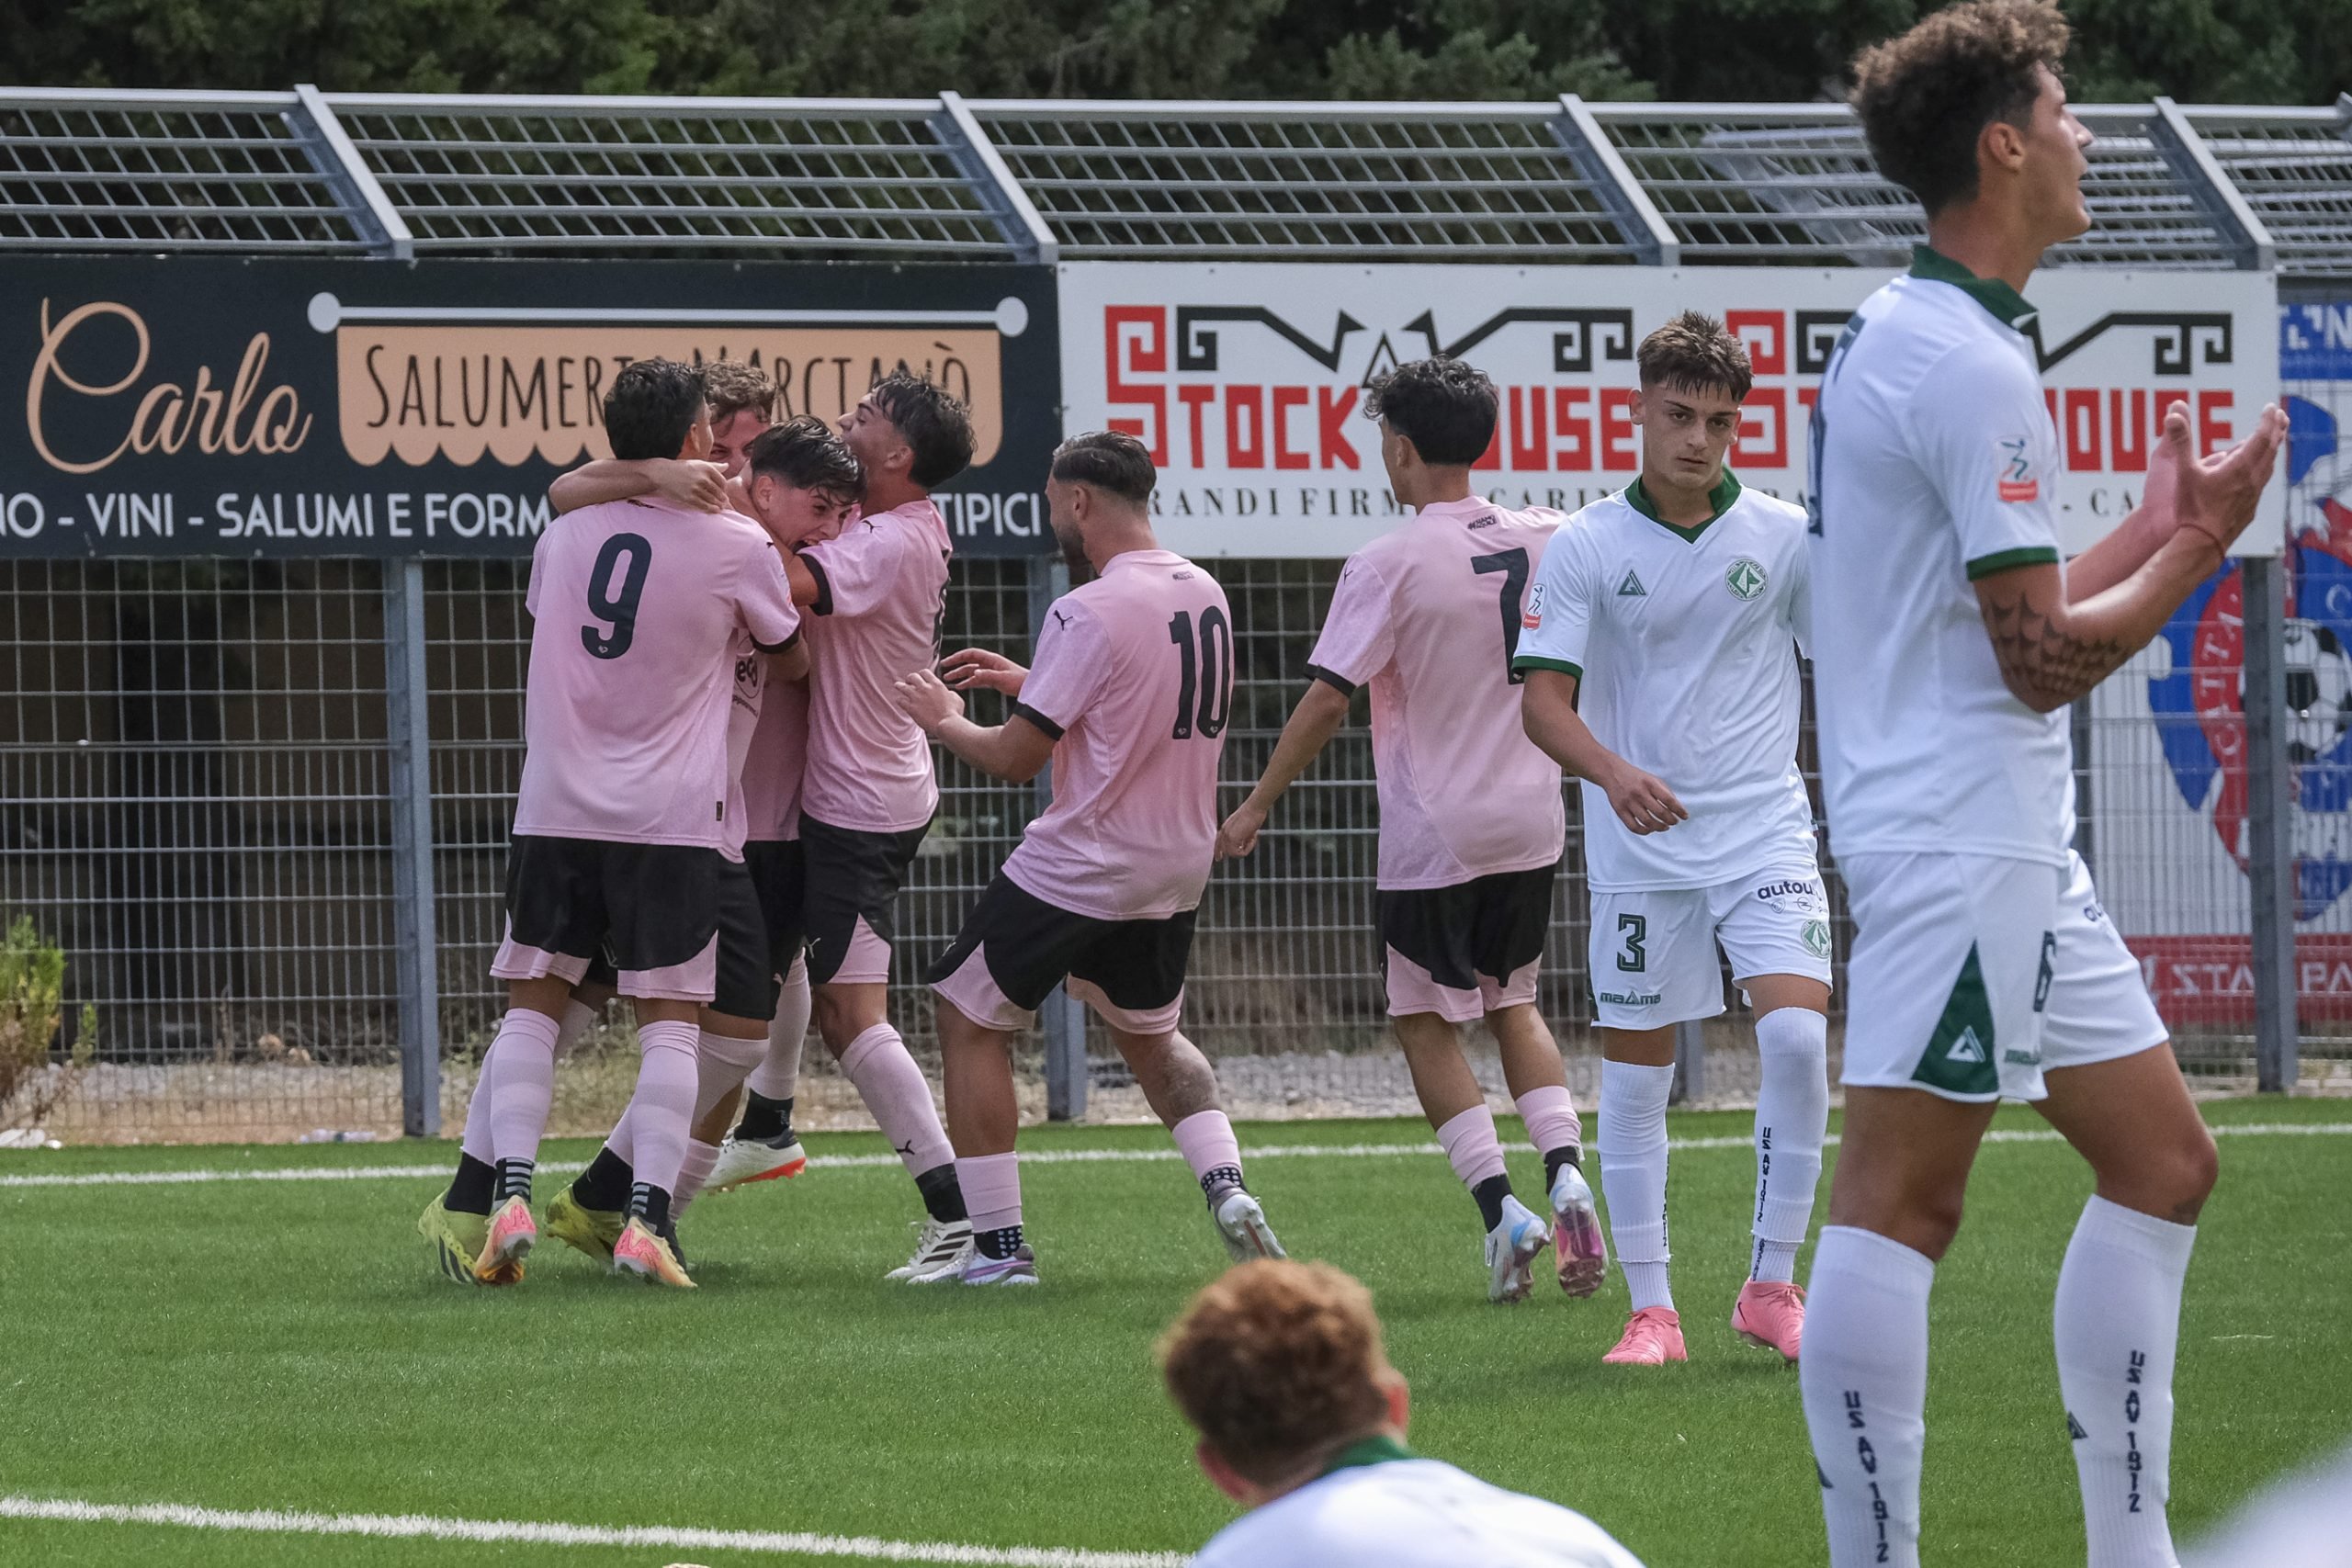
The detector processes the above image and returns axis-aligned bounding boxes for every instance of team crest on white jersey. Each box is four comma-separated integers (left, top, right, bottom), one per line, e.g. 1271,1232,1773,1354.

1725,558,1768,602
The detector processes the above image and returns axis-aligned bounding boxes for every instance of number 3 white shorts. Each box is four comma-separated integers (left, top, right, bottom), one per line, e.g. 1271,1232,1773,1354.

1838,849,2166,1102
1588,863,1835,1030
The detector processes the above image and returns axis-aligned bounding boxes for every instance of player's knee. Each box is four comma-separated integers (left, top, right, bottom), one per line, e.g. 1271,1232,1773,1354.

2154,1125,2220,1219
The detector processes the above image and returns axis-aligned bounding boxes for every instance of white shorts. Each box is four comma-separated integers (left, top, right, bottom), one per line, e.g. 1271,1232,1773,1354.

1589,863,1834,1030
1839,849,2166,1103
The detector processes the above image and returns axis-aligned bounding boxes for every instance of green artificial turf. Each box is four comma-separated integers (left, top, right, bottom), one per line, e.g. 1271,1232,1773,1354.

2,1100,2346,1567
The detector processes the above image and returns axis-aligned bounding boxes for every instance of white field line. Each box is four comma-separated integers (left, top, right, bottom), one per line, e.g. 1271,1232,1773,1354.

0,1495,1184,1567
0,1122,2346,1192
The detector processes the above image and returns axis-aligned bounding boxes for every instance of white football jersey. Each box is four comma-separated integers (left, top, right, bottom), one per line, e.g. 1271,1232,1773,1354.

1513,473,1816,892
1192,1450,1645,1568
1805,247,2075,868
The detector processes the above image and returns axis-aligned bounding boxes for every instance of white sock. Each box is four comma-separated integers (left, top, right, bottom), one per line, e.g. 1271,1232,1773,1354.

2056,1196,2197,1568
1600,1059,1675,1313
1801,1225,1933,1568
1751,1007,1830,1284
747,957,809,1101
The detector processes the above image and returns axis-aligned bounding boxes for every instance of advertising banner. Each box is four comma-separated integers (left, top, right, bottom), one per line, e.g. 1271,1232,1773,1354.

1,259,1060,558
1057,261,2283,561
2099,297,2352,1024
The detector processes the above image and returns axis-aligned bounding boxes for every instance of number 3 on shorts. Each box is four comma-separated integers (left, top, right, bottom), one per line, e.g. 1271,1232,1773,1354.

1616,912,1647,973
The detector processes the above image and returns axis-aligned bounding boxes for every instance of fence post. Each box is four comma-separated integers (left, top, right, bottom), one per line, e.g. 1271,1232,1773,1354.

2241,553,2299,1092
385,559,442,1135
1027,554,1087,1121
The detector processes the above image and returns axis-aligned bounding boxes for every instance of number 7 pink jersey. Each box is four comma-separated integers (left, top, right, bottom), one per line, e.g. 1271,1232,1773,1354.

1001,548,1234,921
513,498,800,850
1307,495,1566,889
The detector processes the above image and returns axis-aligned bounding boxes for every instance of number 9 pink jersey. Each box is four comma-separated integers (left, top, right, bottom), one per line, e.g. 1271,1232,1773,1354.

1306,496,1566,890
1000,549,1234,921
513,497,800,850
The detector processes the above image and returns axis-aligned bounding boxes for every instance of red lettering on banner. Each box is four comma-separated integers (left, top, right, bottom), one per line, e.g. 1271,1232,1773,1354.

2130,934,2352,1024
2110,389,2150,472
1474,422,1502,471
1554,387,1593,468
1317,386,1359,468
1600,389,1638,472
1104,307,1168,465
1227,385,1266,468
2063,388,2102,469
2198,390,2233,457
1726,309,1785,375
1272,386,1310,469
1179,384,1216,468
1735,387,1787,468
1509,386,1548,469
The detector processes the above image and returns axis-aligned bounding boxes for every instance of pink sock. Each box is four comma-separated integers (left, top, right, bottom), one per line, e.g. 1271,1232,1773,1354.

1515,1084,1584,1161
554,998,596,1059
1170,1110,1243,1189
485,1009,563,1166
626,1019,701,1197
673,1137,722,1214
747,958,809,1100
1436,1104,1509,1189
840,1023,952,1178
696,1030,765,1121
957,1151,1023,1234
460,1040,500,1163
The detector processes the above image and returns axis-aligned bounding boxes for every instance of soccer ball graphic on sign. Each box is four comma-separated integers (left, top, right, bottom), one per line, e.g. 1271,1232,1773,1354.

2279,619,2352,764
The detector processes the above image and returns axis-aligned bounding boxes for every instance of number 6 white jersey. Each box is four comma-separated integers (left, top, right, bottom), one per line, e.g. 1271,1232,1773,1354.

513,496,800,851
1306,496,1566,890
1512,475,1815,892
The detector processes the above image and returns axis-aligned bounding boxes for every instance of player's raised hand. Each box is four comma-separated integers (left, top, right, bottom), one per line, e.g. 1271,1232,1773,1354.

1216,800,1270,861
1602,761,1687,835
650,457,730,513
893,667,965,732
941,648,1029,696
2154,399,2287,557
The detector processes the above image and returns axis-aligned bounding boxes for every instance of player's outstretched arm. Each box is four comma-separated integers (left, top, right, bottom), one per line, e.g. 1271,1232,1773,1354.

1974,402,2285,712
1216,679,1351,860
548,457,729,516
895,668,1056,784
941,648,1029,698
1519,668,1686,835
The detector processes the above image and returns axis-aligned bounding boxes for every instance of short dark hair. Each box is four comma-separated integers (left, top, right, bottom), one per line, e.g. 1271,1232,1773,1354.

1050,431,1156,505
1851,0,2072,217
868,372,977,490
604,358,707,461
1637,311,1753,401
744,416,864,503
700,359,775,425
1363,356,1497,468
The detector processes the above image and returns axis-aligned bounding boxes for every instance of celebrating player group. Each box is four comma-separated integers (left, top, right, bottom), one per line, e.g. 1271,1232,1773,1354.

415,4,2286,1562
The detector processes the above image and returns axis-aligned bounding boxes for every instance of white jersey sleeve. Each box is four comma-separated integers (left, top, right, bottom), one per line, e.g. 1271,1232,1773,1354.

1908,336,2064,581
1512,521,1594,679
1785,521,1814,660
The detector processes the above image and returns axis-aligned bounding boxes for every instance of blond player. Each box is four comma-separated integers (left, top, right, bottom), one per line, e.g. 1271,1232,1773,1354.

1516,313,1829,1368
897,433,1281,1283
1218,357,1601,1304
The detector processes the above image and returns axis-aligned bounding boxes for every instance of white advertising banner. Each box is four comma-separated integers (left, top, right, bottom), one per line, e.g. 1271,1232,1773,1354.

1057,261,2283,560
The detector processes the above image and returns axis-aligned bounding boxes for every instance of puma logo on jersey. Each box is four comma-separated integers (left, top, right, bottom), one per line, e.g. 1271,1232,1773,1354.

1617,570,1647,597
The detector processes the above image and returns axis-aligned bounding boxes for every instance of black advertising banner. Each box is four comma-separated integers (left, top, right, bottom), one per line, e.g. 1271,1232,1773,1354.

2,258,1061,558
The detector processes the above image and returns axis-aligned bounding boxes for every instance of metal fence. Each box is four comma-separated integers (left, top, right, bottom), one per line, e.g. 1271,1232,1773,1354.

3,85,2347,1141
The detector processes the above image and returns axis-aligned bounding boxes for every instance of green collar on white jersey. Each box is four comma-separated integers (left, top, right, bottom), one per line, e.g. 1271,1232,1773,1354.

1910,245,2038,333
1623,468,1742,543
1318,1431,1419,1477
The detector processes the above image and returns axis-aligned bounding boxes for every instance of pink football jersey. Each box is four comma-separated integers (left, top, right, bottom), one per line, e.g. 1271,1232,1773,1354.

739,674,808,844
797,499,952,833
1003,549,1233,921
1307,495,1566,888
513,499,799,849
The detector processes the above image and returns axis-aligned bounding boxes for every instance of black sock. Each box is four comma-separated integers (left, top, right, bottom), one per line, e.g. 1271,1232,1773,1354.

1543,1145,1582,1190
571,1147,633,1212
1471,1174,1513,1232
977,1223,1024,1260
629,1181,672,1232
736,1090,790,1142
447,1153,495,1215
1198,1163,1246,1206
494,1158,534,1206
914,1163,967,1224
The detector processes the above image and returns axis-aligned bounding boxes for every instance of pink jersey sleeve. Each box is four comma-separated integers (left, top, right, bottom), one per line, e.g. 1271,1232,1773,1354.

1306,552,1396,693
1010,601,1111,739
729,522,802,651
797,518,898,621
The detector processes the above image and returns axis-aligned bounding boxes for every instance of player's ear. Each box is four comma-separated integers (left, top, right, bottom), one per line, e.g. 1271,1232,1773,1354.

1195,1440,1255,1503
1380,1368,1411,1436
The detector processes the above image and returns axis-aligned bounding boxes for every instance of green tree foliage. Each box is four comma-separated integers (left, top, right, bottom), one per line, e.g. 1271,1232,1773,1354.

2,0,2338,102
